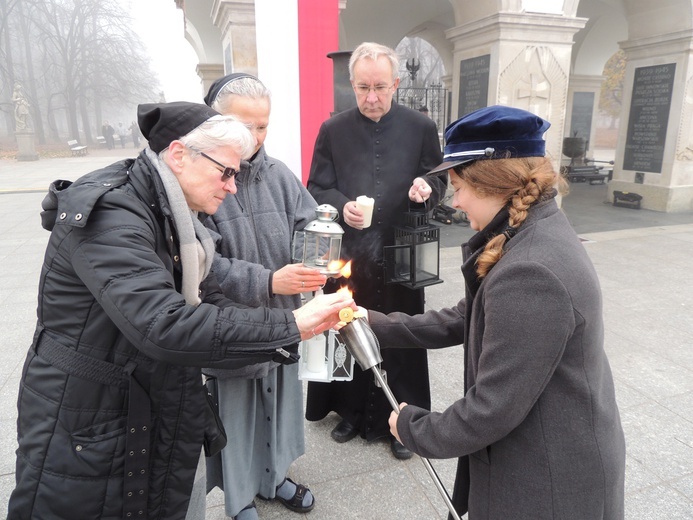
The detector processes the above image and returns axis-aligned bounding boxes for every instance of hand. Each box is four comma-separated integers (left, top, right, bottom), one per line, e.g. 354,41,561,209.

408,178,432,203
272,263,327,295
293,292,356,340
388,402,408,442
343,201,365,230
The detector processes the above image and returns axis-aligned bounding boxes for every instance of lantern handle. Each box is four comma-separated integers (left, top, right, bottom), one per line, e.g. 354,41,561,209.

407,198,429,213
314,204,340,222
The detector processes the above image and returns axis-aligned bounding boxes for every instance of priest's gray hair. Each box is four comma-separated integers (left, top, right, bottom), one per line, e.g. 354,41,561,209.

348,42,400,82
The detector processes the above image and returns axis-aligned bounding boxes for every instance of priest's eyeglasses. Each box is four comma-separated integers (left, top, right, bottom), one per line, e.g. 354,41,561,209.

354,83,394,95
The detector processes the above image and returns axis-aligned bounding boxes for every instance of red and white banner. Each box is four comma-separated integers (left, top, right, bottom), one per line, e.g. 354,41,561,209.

255,0,339,184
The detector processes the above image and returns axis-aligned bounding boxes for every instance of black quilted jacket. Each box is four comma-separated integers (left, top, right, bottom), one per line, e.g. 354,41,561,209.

7,152,301,520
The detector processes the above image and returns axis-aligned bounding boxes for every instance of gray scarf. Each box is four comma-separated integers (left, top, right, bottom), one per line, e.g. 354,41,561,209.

146,148,215,305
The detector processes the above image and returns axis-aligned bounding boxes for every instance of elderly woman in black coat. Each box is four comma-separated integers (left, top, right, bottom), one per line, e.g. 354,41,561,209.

7,102,353,520
368,106,626,519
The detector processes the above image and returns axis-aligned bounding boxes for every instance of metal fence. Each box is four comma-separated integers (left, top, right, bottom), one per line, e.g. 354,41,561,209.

395,86,450,134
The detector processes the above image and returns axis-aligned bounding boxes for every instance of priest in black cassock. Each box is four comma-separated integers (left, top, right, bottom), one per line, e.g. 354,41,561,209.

306,42,446,460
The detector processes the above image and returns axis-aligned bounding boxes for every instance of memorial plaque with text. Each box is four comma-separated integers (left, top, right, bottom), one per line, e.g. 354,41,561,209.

570,92,594,146
623,63,676,173
458,55,490,117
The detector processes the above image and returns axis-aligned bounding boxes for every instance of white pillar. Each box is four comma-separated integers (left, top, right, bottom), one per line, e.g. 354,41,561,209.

609,31,693,212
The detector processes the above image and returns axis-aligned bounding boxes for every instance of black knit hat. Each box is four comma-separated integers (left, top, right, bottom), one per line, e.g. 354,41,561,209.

137,101,220,153
204,72,256,107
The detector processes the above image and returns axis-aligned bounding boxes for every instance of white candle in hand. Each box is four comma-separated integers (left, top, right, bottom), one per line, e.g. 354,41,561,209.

356,196,374,228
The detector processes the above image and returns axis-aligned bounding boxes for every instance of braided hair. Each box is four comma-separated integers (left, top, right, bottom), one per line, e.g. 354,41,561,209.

454,156,567,278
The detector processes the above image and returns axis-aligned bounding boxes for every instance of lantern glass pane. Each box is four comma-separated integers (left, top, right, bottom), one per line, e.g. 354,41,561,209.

383,244,412,284
394,246,412,282
298,330,354,382
413,241,439,284
385,222,441,289
301,235,340,268
328,237,341,266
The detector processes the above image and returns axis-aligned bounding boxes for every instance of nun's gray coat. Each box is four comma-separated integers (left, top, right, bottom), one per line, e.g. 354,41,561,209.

369,198,625,519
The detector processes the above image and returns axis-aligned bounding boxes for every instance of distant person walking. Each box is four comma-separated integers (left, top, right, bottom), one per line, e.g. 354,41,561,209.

102,121,115,149
130,120,141,148
118,122,128,148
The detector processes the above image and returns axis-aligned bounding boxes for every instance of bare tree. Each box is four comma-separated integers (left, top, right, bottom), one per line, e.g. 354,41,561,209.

1,0,160,145
16,0,46,142
0,0,20,134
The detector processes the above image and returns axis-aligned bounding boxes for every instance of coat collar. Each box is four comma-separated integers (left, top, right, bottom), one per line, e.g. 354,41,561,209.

354,100,400,126
237,145,267,184
460,194,559,298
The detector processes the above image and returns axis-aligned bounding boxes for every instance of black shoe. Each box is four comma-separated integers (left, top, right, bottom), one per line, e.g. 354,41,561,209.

330,419,358,443
391,438,413,460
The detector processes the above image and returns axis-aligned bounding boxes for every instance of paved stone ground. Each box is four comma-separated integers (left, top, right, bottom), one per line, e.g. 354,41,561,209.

0,150,691,518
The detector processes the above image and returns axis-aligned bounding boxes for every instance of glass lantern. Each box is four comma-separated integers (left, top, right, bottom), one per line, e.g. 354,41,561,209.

293,204,344,275
383,209,442,289
298,329,355,382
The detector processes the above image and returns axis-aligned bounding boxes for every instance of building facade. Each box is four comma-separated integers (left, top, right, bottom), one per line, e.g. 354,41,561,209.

176,0,693,212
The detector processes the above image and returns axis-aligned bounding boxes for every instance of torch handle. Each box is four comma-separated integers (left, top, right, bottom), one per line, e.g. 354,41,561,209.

370,367,461,520
371,366,399,410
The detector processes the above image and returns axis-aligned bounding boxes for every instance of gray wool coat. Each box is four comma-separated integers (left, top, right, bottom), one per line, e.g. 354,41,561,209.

368,197,625,519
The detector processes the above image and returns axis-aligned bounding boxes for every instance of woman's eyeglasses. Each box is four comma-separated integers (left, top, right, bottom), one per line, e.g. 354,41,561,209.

198,151,238,181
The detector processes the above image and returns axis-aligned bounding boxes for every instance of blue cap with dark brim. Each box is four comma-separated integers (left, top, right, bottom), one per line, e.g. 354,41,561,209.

427,105,551,175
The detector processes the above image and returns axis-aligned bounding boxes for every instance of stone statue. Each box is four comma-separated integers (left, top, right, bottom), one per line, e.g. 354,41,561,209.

12,83,31,132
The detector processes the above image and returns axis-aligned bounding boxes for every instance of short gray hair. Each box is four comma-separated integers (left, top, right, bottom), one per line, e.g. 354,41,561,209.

348,42,400,82
174,115,256,160
210,77,272,114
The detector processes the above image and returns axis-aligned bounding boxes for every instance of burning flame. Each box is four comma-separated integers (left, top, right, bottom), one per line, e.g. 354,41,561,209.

340,260,352,279
336,285,352,299
336,261,354,298
327,259,344,274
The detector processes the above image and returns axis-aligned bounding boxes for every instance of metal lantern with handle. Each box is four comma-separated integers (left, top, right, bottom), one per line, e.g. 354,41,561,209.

383,208,442,289
293,204,344,275
293,204,354,381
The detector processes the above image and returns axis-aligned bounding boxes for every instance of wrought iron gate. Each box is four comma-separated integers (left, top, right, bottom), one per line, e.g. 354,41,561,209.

395,86,449,135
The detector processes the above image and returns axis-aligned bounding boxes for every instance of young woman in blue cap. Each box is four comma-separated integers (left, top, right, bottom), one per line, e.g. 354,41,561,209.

365,105,626,519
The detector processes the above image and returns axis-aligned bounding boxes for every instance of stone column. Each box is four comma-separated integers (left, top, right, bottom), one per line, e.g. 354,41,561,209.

196,63,225,97
212,0,258,76
446,12,587,170
15,132,39,161
608,31,693,212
